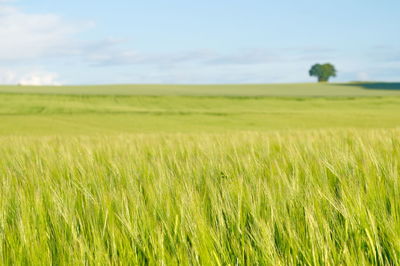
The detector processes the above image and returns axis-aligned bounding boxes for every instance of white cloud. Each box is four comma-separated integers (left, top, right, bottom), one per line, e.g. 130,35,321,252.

84,44,340,68
0,69,62,85
0,70,17,84
0,2,92,84
356,72,370,81
18,72,61,86
0,4,92,62
86,48,284,67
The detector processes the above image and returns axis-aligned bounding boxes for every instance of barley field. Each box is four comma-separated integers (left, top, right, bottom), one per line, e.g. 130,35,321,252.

1,130,400,264
1,84,400,264
0,82,400,97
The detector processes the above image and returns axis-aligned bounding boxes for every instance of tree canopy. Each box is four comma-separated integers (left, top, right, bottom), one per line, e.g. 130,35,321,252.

309,63,337,82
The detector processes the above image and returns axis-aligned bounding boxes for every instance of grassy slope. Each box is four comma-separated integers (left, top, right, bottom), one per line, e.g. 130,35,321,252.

0,82,400,96
0,94,399,135
0,82,400,135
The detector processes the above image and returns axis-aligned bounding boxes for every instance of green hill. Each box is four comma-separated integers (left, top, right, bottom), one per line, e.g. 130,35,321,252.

1,82,400,97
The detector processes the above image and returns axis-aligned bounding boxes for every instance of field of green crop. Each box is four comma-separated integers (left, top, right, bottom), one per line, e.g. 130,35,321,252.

1,83,400,264
1,93,400,136
1,82,400,97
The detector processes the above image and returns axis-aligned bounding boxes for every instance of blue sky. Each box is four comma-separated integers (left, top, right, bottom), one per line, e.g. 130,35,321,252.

0,0,399,85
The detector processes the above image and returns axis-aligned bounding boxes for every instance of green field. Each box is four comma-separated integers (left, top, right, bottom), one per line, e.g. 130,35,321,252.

1,82,400,97
1,83,400,264
1,83,400,135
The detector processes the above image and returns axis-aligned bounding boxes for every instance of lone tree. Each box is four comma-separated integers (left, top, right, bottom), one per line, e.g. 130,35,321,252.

309,63,337,82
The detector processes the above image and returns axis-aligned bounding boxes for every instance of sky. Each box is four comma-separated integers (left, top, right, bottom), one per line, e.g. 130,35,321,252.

0,0,399,85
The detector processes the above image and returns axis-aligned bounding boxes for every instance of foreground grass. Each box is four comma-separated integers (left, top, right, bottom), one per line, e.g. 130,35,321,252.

1,130,400,264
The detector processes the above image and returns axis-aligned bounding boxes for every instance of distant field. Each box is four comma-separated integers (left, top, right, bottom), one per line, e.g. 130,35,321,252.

0,94,400,135
0,82,400,97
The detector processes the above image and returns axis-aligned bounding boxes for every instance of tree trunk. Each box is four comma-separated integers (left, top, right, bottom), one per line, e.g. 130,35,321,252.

318,76,328,82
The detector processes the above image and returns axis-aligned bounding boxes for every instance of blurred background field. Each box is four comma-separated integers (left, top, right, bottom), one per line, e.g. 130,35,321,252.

1,83,400,135
1,82,400,97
